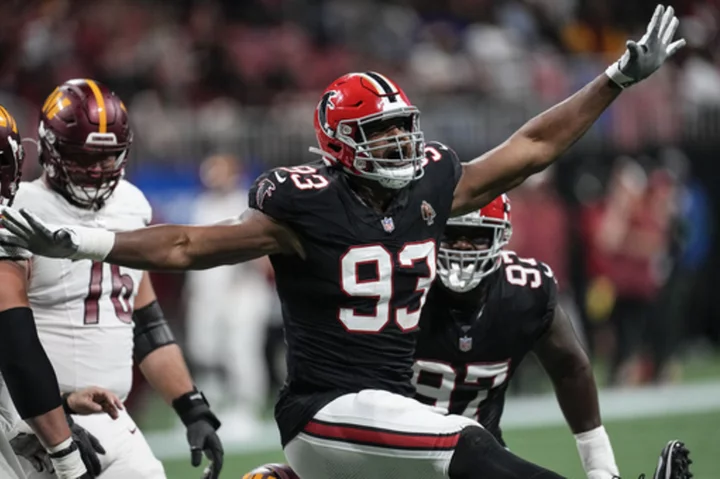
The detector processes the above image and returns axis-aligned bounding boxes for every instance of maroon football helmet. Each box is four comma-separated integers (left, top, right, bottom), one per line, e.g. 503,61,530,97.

242,463,299,479
0,105,25,206
38,79,132,210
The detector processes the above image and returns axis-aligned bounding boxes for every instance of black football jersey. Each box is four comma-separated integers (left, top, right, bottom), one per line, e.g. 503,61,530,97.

248,142,462,446
413,251,557,445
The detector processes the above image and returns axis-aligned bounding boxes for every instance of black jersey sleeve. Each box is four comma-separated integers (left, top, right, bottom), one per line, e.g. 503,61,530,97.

536,261,559,338
498,251,558,340
424,141,463,191
248,163,333,227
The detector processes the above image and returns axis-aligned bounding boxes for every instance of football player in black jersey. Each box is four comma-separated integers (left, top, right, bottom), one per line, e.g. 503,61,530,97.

0,6,692,479
415,195,621,478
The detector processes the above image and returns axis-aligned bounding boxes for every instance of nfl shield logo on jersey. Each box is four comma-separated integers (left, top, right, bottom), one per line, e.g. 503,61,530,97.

459,336,473,352
381,216,395,233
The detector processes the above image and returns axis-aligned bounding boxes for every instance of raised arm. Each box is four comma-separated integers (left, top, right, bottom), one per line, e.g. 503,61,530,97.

0,208,302,271
451,4,684,216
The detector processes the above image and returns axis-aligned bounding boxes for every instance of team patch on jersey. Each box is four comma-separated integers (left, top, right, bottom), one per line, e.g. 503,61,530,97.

255,178,276,210
421,200,436,226
381,216,395,233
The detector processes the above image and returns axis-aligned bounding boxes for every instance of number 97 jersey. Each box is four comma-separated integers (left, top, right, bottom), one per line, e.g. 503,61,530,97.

413,251,558,445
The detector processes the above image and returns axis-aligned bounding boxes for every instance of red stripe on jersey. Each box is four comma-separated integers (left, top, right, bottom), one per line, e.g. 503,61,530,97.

304,420,460,450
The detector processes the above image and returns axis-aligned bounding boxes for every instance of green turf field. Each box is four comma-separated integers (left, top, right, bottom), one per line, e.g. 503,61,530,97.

162,410,720,478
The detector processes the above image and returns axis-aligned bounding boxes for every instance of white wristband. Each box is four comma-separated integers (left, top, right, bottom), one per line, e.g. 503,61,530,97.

47,437,88,478
70,227,116,261
605,62,634,89
575,426,619,478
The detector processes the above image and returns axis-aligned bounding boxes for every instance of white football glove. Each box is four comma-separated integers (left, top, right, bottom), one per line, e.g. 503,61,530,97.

0,207,113,261
605,4,686,89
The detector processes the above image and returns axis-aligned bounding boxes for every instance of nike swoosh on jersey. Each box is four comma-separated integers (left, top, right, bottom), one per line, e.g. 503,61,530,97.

274,171,287,183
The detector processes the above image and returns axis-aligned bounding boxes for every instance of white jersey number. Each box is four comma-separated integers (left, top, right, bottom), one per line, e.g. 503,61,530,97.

83,261,135,325
339,241,436,332
412,359,511,421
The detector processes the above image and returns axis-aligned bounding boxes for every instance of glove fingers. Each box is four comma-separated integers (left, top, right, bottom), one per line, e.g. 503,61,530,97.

191,447,202,467
667,38,686,57
88,448,102,476
29,456,43,472
662,16,679,46
89,434,106,455
1,211,33,239
20,209,54,238
658,5,674,40
0,229,29,248
646,4,664,36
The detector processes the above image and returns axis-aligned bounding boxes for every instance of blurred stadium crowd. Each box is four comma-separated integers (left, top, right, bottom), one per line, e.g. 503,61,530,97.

1,0,719,427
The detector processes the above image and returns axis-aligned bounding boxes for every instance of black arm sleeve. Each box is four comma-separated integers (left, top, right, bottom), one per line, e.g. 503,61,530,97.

0,307,62,419
133,300,176,364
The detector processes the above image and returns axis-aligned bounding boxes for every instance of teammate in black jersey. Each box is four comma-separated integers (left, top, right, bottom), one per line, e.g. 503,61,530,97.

415,195,621,478
0,7,692,479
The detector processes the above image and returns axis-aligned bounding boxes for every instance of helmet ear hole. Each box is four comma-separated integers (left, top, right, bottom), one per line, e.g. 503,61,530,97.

328,143,341,152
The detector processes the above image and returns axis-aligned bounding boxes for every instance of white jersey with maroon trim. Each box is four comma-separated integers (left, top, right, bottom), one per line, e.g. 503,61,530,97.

0,179,150,401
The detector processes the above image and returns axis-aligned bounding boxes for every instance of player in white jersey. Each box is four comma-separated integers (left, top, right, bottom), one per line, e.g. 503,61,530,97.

0,105,127,479
0,80,224,479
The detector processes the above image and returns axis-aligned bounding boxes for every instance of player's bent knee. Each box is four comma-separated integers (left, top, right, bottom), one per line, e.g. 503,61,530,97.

448,426,566,479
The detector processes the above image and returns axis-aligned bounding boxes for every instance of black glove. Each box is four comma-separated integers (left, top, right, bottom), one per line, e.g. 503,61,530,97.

67,415,105,477
172,388,224,479
10,432,54,473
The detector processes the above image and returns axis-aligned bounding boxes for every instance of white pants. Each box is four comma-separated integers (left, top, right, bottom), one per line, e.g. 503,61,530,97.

18,409,164,479
284,390,479,479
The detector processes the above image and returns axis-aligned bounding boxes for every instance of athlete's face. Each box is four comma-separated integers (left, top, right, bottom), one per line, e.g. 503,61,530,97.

364,117,413,163
441,226,493,252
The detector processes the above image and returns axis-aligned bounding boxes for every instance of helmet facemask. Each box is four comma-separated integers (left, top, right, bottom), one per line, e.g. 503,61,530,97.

437,216,512,293
0,135,24,207
39,121,130,210
338,107,425,190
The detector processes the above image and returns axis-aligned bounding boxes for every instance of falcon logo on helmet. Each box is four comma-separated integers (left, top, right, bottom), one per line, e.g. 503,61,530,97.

437,195,513,293
0,105,25,207
309,72,425,190
38,79,132,210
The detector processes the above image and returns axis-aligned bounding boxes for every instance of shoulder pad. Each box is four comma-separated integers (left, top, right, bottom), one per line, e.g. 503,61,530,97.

248,162,332,224
423,141,463,188
498,250,557,311
114,180,153,225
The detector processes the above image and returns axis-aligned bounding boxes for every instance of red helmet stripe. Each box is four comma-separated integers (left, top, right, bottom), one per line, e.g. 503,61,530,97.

84,79,107,133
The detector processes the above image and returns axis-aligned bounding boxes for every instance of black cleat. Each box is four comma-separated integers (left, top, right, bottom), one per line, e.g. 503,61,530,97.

652,440,692,479
612,440,692,479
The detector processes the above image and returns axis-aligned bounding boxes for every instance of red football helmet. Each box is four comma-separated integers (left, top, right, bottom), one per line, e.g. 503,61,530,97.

38,79,132,210
311,71,425,189
438,195,512,292
242,463,299,479
0,105,25,206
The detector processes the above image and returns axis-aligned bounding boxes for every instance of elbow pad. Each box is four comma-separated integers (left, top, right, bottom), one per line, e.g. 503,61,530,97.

133,300,176,363
0,307,62,419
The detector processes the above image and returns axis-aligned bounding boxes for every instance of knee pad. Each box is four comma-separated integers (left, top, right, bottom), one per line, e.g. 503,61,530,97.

448,426,566,479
